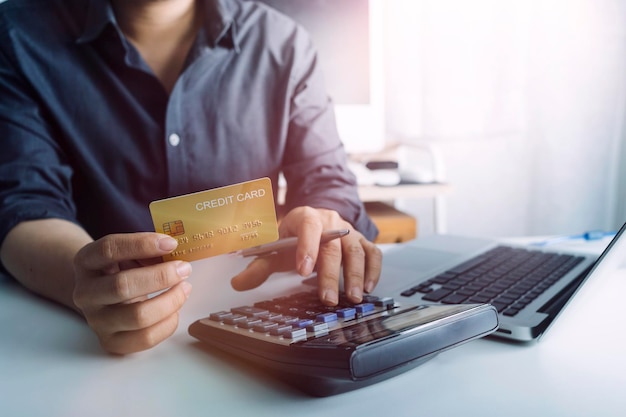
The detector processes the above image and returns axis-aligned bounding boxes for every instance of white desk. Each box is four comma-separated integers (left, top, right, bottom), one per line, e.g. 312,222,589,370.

1,240,625,417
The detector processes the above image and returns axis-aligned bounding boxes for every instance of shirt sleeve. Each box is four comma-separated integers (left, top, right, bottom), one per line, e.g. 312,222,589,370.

280,30,378,241
0,33,78,249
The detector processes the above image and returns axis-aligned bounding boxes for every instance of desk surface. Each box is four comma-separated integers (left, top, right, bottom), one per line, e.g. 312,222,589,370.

1,239,625,417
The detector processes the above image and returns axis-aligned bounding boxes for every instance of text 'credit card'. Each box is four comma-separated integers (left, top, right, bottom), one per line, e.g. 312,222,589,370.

149,178,279,262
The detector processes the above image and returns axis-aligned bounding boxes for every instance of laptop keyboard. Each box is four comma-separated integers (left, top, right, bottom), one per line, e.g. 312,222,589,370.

401,246,585,317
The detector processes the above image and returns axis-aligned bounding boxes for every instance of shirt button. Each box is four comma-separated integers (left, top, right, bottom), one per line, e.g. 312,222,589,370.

168,133,181,147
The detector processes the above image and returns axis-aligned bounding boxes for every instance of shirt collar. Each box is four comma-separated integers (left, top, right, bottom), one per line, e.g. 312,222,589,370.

75,0,116,44
75,0,239,51
203,0,240,52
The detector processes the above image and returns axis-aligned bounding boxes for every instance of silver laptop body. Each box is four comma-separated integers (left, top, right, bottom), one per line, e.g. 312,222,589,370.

375,223,626,342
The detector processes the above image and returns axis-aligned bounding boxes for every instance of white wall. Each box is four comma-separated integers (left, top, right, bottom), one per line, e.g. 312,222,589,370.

384,0,626,238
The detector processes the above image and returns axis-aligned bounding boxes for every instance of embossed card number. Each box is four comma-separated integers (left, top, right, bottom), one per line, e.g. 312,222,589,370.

149,178,279,262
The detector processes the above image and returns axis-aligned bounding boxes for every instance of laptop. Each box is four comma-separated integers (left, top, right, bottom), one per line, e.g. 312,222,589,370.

373,221,626,342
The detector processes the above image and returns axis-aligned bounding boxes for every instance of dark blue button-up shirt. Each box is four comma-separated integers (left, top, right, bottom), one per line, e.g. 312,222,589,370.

0,0,377,249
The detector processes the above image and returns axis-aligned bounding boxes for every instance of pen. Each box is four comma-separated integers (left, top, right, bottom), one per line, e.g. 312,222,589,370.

238,229,350,258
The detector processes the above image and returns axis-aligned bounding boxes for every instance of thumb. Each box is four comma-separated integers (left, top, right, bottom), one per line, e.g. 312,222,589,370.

230,257,276,291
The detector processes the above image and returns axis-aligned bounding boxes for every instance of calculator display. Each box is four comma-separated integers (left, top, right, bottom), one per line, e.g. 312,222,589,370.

300,304,475,348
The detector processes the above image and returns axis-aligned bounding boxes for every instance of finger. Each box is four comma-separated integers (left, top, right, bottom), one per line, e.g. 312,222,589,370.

278,206,325,277
75,233,178,274
99,311,181,355
362,239,383,293
230,256,282,291
123,257,163,269
340,235,367,303
314,238,343,305
76,260,192,306
92,281,192,333
293,215,324,277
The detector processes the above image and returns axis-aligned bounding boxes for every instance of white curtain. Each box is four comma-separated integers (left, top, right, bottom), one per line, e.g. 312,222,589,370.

385,0,626,236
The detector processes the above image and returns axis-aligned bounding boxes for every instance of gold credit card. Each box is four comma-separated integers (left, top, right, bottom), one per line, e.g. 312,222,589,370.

149,178,279,262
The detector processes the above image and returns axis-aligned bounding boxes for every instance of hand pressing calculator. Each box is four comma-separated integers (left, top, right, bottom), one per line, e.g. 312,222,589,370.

189,290,498,396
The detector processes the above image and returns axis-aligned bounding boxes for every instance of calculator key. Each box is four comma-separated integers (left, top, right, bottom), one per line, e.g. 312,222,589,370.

306,322,329,333
300,310,323,319
209,311,233,322
239,319,262,329
362,295,380,303
265,313,284,322
336,307,356,320
285,307,301,316
293,319,314,329
223,314,247,325
231,306,269,318
252,300,275,310
275,316,299,325
374,297,395,309
270,325,294,336
316,312,338,323
284,328,307,339
355,303,375,315
253,321,279,333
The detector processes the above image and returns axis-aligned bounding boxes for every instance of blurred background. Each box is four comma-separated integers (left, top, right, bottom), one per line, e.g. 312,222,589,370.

384,0,626,237
259,0,626,239
4,0,625,239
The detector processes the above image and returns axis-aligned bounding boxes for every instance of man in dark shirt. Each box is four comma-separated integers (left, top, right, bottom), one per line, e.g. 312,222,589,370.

0,0,382,354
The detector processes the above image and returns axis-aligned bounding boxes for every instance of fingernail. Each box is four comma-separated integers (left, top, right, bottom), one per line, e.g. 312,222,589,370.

364,281,375,294
349,287,362,302
158,236,178,252
176,261,192,278
323,289,338,305
298,255,314,277
181,281,192,298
